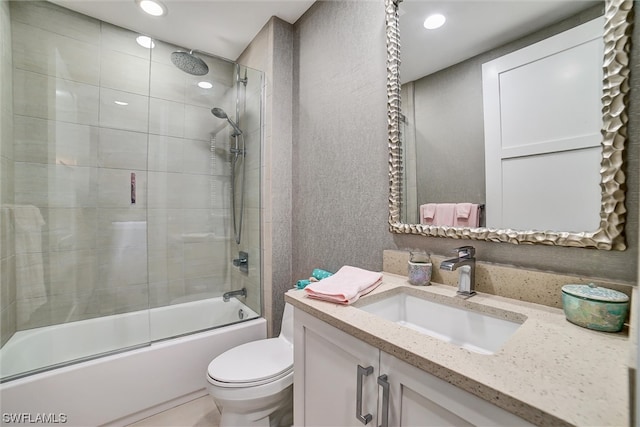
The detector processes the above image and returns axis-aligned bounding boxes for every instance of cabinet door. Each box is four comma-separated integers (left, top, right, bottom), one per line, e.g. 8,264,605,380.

294,309,379,427
380,352,534,426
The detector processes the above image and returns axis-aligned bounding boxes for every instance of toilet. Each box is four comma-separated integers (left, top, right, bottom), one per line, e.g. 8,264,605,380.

206,303,294,427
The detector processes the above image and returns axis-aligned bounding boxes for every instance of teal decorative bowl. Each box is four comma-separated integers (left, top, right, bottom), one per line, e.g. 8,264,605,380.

561,283,629,332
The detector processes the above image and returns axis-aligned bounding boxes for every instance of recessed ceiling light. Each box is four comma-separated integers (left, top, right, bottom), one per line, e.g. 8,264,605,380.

136,0,166,17
198,81,213,89
136,36,155,49
114,101,129,106
423,13,446,30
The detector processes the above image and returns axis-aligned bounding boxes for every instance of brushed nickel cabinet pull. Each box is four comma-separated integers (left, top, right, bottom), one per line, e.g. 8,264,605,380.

377,374,390,427
356,365,374,425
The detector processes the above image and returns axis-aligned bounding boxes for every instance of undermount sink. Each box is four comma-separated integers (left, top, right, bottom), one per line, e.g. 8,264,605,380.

356,291,524,355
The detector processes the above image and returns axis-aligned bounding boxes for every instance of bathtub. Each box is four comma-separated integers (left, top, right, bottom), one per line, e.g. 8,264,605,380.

0,297,266,426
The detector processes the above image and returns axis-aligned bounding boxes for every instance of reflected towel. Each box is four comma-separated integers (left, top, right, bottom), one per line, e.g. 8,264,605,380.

427,203,456,226
305,266,383,305
456,203,472,219
454,203,481,227
420,204,437,224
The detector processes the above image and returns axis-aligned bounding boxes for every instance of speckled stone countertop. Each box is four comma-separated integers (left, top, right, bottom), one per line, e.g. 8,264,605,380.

285,273,630,427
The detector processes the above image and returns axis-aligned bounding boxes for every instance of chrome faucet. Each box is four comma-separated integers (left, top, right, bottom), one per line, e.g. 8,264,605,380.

439,246,476,299
223,288,247,302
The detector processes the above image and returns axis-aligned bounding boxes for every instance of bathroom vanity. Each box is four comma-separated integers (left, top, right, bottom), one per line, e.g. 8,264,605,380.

285,274,629,426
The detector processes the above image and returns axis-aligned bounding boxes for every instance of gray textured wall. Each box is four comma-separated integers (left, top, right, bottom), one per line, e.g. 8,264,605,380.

292,0,638,284
414,63,485,207
292,0,395,280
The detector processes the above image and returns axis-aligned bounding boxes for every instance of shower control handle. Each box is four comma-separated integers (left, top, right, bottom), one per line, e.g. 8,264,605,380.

233,251,249,274
232,257,247,266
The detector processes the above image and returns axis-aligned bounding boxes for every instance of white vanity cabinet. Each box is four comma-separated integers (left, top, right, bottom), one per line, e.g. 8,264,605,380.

293,308,534,427
293,308,379,426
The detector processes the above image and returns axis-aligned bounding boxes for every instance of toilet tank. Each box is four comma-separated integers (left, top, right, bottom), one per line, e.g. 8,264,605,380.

279,303,294,345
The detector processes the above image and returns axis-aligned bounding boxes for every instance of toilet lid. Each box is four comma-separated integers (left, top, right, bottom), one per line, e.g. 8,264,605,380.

207,338,293,385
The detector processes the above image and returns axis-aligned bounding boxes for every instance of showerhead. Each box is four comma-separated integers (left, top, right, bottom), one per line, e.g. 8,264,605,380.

171,50,209,76
211,107,242,136
211,107,228,119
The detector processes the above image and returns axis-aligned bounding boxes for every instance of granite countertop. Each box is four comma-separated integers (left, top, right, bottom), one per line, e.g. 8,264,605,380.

285,273,630,427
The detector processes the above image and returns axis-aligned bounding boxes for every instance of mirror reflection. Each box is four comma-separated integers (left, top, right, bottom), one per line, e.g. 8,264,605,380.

399,1,603,232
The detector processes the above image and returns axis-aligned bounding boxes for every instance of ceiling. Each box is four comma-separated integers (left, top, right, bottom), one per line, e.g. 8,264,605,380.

51,0,316,61
50,0,600,82
399,0,600,83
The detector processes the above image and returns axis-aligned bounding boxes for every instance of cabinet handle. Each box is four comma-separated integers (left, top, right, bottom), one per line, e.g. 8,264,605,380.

377,374,390,427
356,365,374,425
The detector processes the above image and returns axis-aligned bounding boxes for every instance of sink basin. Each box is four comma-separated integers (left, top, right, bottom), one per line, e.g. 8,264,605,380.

357,291,523,355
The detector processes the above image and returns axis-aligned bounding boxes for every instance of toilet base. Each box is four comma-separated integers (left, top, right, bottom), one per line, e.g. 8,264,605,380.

210,384,293,427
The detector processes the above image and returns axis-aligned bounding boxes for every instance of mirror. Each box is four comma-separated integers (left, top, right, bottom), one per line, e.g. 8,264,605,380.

386,0,632,250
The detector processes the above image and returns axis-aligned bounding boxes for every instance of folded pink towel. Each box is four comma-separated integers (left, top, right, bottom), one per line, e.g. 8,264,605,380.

305,266,383,305
434,203,456,226
420,204,437,224
456,203,472,219
454,203,481,227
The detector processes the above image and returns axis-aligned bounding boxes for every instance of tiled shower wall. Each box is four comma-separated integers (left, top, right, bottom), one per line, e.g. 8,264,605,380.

9,1,244,331
0,0,16,346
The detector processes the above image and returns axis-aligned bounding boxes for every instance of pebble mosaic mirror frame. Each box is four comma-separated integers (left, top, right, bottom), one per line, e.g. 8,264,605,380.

386,0,633,250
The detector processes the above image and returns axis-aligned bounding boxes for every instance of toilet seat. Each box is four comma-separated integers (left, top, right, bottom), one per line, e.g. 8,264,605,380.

207,338,293,388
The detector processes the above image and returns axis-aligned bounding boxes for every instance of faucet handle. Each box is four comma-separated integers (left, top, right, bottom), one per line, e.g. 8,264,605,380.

453,245,475,258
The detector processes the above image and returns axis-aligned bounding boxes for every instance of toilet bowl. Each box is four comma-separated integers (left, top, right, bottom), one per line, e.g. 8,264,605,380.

206,303,294,427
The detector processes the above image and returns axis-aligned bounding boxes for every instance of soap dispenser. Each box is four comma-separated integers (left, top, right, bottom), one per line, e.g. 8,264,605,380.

408,251,432,286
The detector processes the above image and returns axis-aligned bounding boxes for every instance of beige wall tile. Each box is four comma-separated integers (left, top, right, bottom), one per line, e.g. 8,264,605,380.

98,128,148,170
100,49,150,96
0,301,16,346
10,1,100,45
15,162,98,208
181,138,213,175
184,75,231,109
184,104,218,141
97,245,148,287
13,69,100,125
44,207,97,251
12,21,100,85
181,173,222,209
45,249,97,295
150,61,186,103
14,116,99,166
0,255,16,309
149,97,185,137
147,171,181,209
100,22,151,60
148,134,184,173
96,208,146,249
99,88,149,133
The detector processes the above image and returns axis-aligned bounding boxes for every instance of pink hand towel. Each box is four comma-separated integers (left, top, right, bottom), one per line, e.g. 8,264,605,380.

305,266,383,305
420,204,437,225
456,203,472,219
454,203,480,227
434,203,456,226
